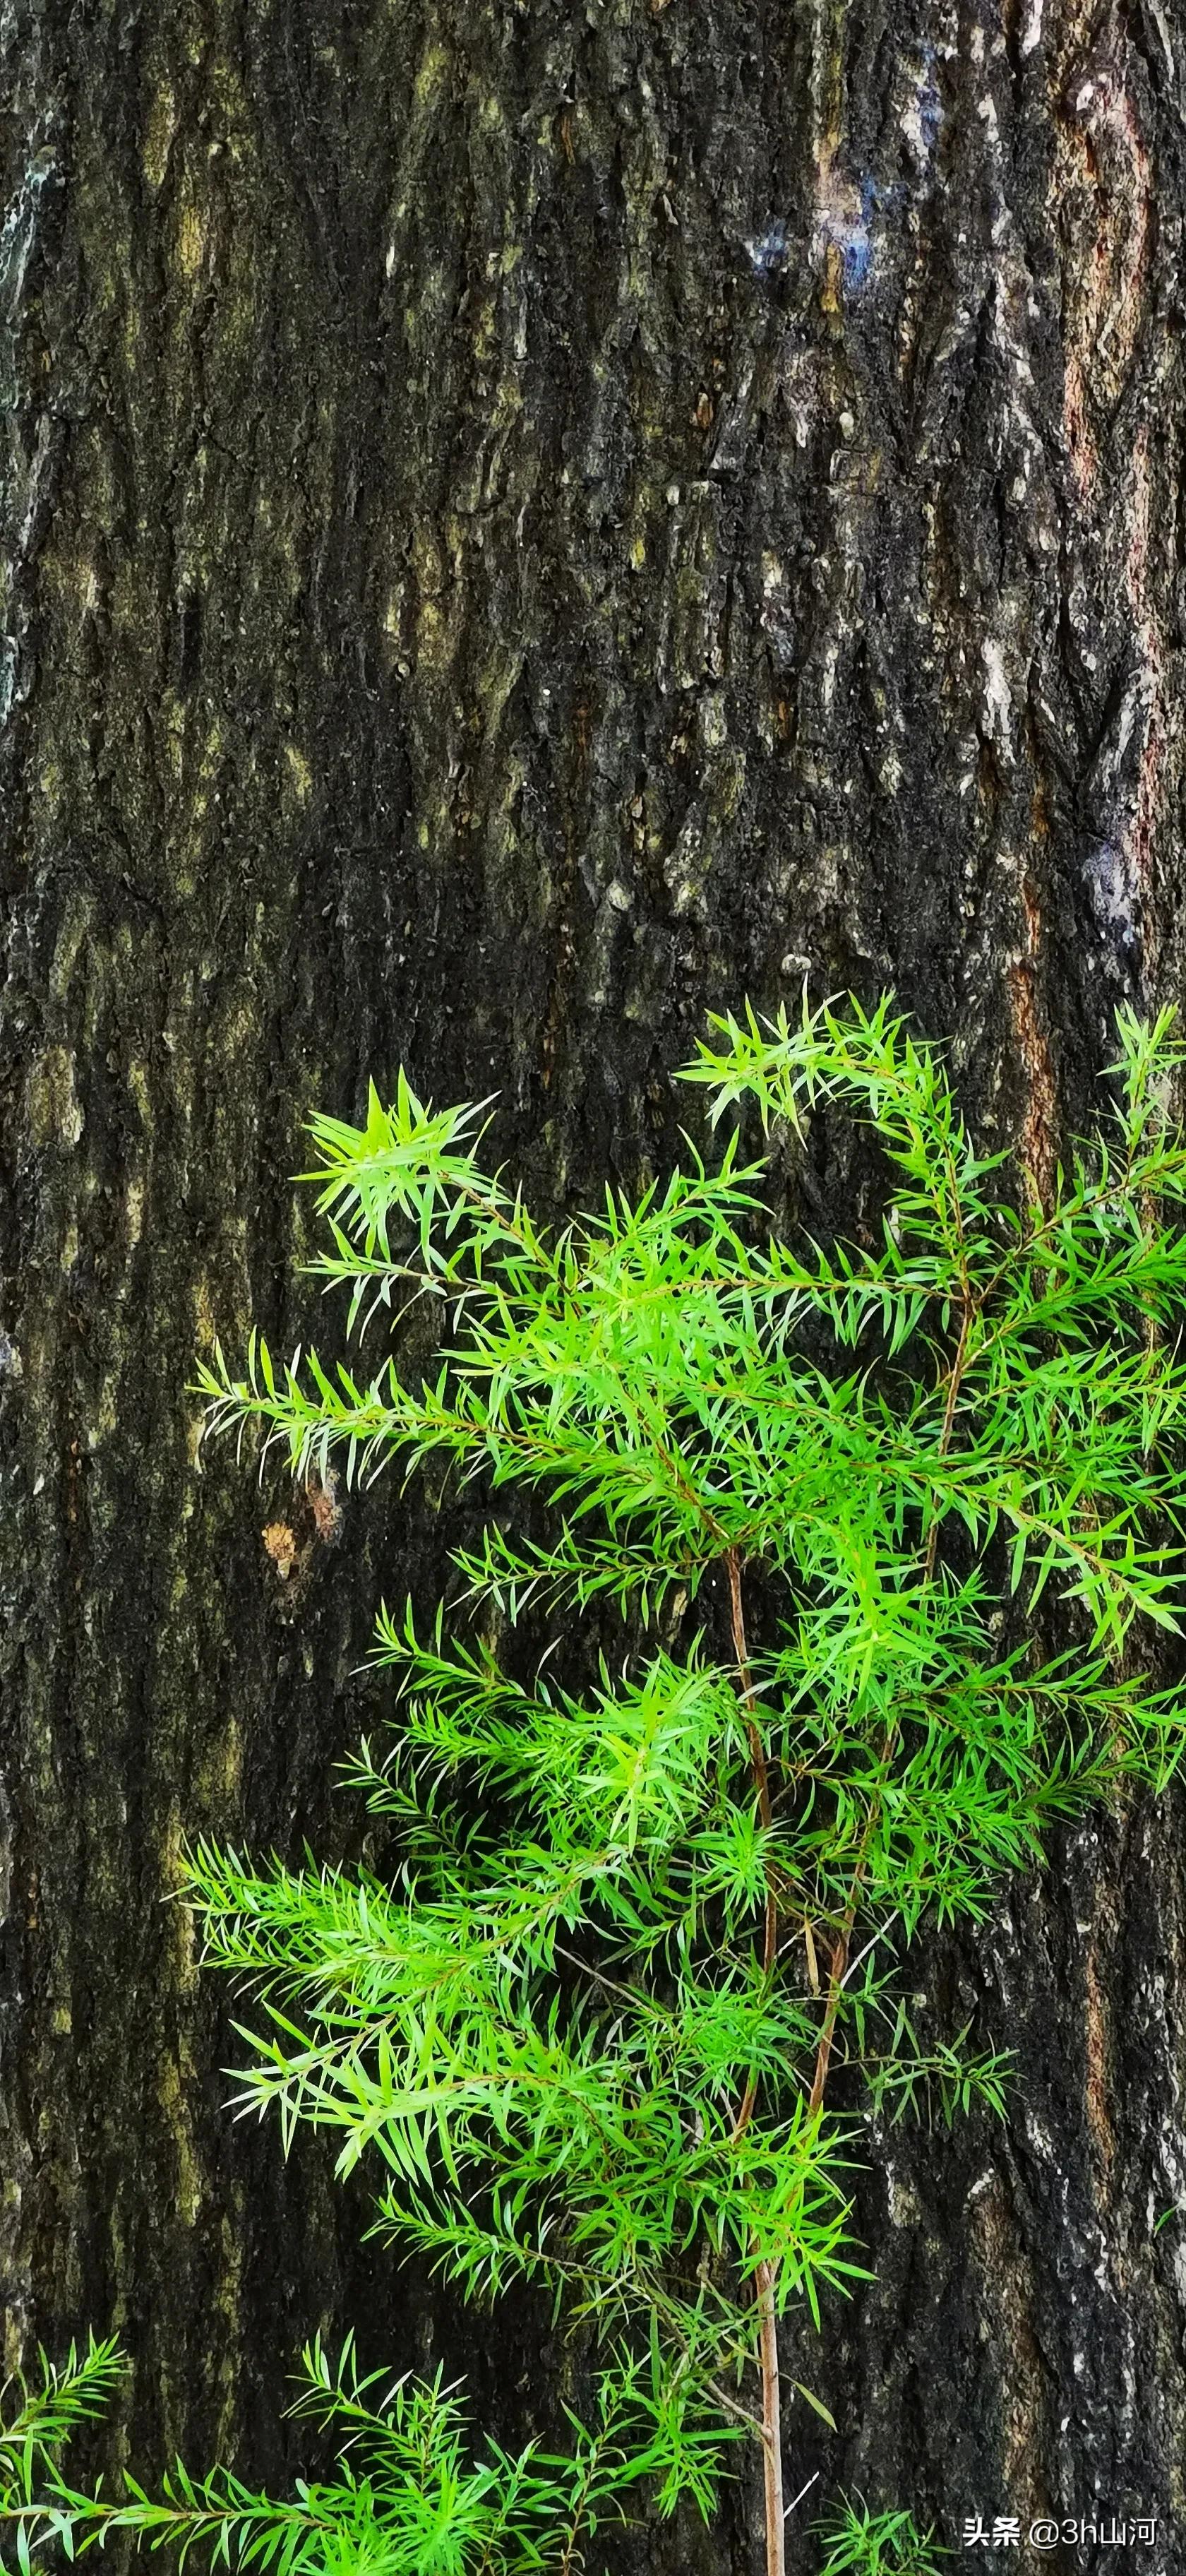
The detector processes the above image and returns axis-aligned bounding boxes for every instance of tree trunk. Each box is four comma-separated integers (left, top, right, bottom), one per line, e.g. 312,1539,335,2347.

3,0,1185,2565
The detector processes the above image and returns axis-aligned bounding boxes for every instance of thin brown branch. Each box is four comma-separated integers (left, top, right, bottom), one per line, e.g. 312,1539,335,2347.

706,2375,765,2435
724,1546,786,2576
726,1546,777,2145
756,2259,785,2576
805,1902,859,2118
923,1298,972,1582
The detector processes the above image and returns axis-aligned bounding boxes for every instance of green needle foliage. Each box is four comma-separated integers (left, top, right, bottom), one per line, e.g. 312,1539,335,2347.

813,2499,942,2576
0,2334,654,2575
181,994,1186,2573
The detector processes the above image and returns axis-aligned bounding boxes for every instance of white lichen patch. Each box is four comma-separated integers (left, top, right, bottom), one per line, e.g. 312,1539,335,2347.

981,637,1014,750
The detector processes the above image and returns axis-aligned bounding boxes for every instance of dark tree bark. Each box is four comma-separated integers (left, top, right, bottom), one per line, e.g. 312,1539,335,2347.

3,0,1186,2567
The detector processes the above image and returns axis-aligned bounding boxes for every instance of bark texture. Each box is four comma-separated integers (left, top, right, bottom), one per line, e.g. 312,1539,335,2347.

3,0,1186,2568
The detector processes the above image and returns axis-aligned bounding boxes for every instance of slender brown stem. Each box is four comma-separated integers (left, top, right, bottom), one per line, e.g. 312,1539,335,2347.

726,1550,775,1840
757,2259,784,2576
707,2375,765,2435
724,1546,786,2576
726,1548,777,2142
923,1299,971,1582
803,1864,871,2118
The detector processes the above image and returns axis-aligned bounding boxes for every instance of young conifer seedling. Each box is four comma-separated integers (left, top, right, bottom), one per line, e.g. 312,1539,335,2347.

175,996,1186,2576
0,2337,939,2572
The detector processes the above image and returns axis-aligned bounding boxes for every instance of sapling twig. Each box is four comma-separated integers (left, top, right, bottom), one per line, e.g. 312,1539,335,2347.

179,994,1186,2576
